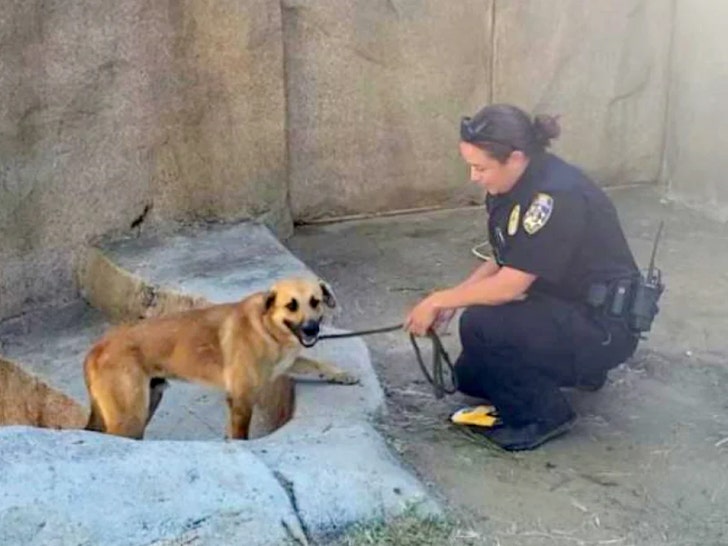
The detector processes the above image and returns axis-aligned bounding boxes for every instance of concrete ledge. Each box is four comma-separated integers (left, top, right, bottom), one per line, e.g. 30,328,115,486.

0,425,438,545
250,421,439,540
79,222,313,320
0,427,307,546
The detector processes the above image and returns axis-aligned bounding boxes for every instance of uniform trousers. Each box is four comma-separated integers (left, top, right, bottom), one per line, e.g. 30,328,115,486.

454,293,638,426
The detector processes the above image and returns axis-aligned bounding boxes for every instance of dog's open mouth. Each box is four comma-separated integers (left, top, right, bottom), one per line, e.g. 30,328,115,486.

285,320,320,348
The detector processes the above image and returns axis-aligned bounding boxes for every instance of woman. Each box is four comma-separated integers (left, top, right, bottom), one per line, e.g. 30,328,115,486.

404,103,641,451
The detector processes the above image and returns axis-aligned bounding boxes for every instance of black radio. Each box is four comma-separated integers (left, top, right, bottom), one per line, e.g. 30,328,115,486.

585,221,665,336
627,221,665,334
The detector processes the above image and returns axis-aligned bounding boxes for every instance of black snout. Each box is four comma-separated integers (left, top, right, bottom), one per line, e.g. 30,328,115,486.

301,320,320,338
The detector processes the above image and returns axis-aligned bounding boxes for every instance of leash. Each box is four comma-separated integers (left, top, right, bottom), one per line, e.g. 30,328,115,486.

318,324,403,339
318,323,458,399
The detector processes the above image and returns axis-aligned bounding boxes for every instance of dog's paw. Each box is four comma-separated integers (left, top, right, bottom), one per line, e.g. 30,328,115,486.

329,372,360,385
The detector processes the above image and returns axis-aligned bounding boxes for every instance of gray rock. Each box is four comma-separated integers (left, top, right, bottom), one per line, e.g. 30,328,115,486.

0,423,440,546
251,421,440,542
0,427,307,546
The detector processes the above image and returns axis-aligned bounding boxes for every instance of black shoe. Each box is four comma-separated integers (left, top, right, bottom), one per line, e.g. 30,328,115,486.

475,413,577,451
575,369,608,392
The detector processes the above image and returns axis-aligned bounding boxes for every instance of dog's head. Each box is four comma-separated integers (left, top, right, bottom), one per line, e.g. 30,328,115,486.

264,277,337,348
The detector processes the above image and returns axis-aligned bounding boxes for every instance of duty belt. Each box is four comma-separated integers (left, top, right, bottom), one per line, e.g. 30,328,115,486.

586,273,662,336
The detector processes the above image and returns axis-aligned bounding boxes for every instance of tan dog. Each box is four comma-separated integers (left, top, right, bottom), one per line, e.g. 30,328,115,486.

83,277,357,440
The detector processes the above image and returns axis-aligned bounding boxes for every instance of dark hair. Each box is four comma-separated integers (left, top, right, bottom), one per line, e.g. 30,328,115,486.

460,104,560,162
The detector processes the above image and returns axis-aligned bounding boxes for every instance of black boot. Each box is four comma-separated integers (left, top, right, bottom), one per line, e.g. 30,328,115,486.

574,369,608,392
474,411,577,451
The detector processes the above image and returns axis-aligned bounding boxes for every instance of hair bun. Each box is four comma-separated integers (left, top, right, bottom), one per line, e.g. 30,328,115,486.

533,114,561,146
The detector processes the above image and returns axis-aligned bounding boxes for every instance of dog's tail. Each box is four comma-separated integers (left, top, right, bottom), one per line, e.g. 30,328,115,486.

83,342,107,432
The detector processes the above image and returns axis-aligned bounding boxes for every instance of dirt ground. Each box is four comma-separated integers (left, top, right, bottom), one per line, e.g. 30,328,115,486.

286,186,728,546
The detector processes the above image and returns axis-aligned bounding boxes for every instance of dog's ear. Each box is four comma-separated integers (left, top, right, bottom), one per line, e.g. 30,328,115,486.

265,291,276,311
319,280,337,308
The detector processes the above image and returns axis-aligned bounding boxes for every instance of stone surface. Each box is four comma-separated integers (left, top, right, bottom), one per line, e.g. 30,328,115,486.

0,424,438,545
0,427,307,546
251,421,441,541
284,0,493,221
492,0,673,186
0,0,289,321
95,222,313,307
662,0,728,221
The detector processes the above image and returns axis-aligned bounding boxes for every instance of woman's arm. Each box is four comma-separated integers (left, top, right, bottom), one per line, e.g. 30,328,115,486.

434,266,535,308
457,258,500,288
404,266,535,335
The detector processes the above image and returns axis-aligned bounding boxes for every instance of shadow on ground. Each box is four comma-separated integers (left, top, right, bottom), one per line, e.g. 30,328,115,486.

287,186,728,546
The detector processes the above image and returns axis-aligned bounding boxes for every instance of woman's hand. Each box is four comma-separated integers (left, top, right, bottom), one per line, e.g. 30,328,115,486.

404,293,445,337
432,308,456,334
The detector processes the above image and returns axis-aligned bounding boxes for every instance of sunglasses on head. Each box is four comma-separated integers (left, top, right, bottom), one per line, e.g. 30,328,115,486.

460,116,487,142
460,116,516,150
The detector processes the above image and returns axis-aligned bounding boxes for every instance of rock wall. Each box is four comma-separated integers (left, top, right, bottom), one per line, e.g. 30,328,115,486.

662,0,728,221
492,0,673,187
0,0,288,319
284,0,493,221
6,0,716,320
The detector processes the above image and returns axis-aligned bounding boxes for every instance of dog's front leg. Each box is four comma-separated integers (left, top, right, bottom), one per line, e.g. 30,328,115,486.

226,394,254,440
290,356,359,384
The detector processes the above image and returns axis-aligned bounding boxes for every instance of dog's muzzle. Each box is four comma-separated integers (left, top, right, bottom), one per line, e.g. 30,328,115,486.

286,319,320,348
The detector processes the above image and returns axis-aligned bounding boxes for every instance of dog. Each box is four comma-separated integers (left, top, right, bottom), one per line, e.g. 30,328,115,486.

83,277,357,440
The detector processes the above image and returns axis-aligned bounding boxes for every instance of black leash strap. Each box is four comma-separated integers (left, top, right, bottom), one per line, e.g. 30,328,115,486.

408,330,458,399
319,323,458,399
317,324,403,339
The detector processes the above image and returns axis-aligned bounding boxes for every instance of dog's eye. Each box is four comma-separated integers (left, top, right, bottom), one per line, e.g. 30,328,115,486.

286,299,299,312
310,297,320,309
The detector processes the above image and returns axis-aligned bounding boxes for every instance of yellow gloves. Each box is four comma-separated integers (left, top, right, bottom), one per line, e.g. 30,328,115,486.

450,405,500,428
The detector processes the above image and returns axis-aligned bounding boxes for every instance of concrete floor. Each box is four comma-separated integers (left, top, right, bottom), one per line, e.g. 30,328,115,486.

287,186,728,546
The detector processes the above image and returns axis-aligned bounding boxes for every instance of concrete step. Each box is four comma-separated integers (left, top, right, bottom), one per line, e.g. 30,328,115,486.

78,221,313,322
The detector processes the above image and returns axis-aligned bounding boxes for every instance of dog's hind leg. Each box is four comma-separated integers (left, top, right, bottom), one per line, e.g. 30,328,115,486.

146,378,168,426
85,397,106,432
85,355,151,439
83,343,109,432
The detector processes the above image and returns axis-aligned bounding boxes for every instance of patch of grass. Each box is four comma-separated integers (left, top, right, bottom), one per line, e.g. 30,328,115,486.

327,508,475,546
331,516,451,546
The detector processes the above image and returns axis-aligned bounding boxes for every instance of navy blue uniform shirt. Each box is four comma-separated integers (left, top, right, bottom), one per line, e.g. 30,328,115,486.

486,152,638,302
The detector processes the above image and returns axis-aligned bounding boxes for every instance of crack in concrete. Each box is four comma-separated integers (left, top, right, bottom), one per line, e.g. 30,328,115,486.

273,470,311,546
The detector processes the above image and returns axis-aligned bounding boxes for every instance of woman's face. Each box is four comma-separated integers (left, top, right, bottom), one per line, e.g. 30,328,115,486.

459,141,529,195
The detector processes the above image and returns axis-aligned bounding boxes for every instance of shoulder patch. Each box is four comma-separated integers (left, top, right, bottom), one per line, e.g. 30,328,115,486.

507,204,520,236
523,193,554,235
